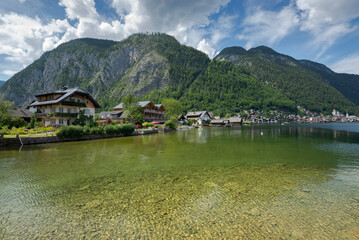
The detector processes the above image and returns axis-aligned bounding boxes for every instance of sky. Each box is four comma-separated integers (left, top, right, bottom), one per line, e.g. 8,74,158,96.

1,0,359,81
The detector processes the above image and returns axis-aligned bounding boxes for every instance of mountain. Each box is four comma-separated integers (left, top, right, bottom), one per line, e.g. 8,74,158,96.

215,46,359,114
298,60,359,105
1,33,358,115
0,81,4,87
0,33,210,110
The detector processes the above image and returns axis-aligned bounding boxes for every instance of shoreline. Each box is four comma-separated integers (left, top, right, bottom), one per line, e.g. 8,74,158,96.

0,128,176,148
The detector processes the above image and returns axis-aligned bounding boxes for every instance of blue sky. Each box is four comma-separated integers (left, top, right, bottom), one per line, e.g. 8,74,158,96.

1,0,359,81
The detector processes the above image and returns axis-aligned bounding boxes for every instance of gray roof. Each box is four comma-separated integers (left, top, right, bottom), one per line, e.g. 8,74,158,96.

99,111,125,120
211,119,225,124
229,117,242,123
114,101,152,109
186,111,207,118
29,87,100,108
10,109,33,119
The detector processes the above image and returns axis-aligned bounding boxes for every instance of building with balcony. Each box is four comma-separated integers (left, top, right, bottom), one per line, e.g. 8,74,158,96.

28,87,100,127
113,101,166,123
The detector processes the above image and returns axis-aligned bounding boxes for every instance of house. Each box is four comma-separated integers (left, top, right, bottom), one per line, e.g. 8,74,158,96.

113,101,166,123
211,119,230,126
185,111,212,124
97,111,126,125
10,106,33,122
28,87,100,127
178,114,186,123
208,112,215,119
228,117,242,126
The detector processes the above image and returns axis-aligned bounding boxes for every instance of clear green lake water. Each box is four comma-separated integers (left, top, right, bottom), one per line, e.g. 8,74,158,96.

1,124,359,239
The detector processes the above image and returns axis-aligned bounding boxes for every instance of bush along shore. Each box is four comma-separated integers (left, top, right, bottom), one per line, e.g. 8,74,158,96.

57,124,135,138
0,123,179,147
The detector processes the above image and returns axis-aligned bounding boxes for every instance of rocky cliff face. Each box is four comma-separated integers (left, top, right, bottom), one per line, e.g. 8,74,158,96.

0,34,209,109
1,33,358,115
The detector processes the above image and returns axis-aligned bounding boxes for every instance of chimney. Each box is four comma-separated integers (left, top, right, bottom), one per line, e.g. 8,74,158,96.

17,105,21,111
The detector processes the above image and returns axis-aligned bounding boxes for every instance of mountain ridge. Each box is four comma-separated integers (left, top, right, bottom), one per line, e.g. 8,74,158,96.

215,46,359,114
1,33,358,115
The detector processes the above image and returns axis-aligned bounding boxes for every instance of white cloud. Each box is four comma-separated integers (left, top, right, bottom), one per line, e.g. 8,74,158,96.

197,39,216,58
296,0,359,58
2,70,17,76
59,0,98,20
238,6,299,49
0,0,231,74
331,54,359,74
0,13,71,66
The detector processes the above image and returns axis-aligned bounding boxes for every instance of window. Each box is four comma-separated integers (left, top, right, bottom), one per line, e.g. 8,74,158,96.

51,107,56,113
59,119,64,125
50,119,56,125
59,108,64,113
77,99,80,103
67,108,71,113
49,96,53,100
84,109,90,115
39,97,43,102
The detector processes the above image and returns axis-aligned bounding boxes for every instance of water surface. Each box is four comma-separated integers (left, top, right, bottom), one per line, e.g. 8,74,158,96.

1,124,359,239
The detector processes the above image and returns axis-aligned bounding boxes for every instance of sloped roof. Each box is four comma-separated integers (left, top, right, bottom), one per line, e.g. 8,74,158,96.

10,109,33,119
186,111,206,118
114,101,152,110
99,111,124,120
210,119,223,124
29,87,101,108
229,117,242,123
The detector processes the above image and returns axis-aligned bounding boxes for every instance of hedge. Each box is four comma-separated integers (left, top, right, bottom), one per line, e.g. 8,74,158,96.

57,124,135,138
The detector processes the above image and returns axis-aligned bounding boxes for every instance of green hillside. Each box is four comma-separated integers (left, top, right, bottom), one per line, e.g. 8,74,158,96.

1,34,359,115
179,60,296,116
216,46,359,114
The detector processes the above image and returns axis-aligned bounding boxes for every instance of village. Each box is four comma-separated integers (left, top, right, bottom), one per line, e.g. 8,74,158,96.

3,86,359,133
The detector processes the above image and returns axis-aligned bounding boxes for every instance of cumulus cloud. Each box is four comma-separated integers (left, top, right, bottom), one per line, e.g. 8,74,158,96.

0,13,71,66
59,0,98,20
197,39,216,58
331,54,359,74
238,0,359,57
0,0,231,73
296,0,359,58
238,5,299,49
2,70,18,76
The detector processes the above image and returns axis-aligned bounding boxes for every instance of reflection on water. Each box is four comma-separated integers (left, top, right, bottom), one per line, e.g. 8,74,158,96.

1,125,359,239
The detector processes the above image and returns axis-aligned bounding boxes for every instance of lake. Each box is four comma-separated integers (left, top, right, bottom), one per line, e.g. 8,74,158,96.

1,123,359,239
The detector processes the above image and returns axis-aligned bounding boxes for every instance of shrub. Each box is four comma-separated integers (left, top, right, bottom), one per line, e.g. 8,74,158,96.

164,120,177,130
83,126,92,135
57,126,84,138
169,116,178,124
90,126,105,135
142,122,154,128
118,123,135,136
85,121,98,128
104,125,117,135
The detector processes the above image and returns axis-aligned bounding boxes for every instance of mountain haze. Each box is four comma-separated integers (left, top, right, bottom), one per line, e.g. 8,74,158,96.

0,33,358,115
